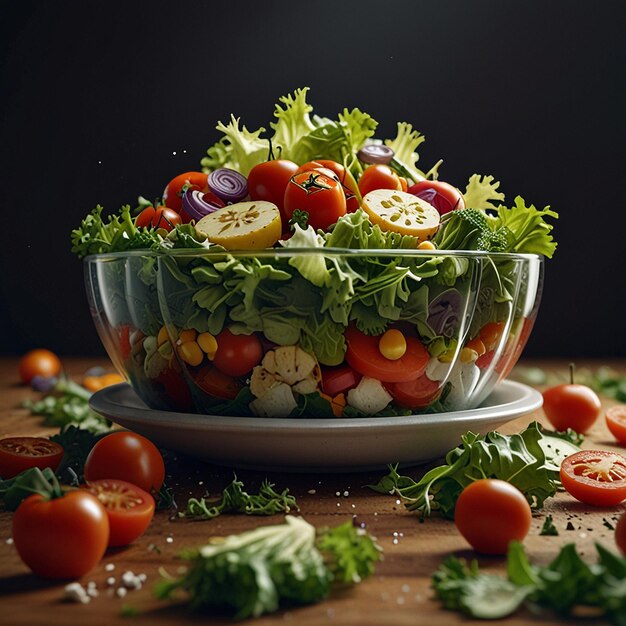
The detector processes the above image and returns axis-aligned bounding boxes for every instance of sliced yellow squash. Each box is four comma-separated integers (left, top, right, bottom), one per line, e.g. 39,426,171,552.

362,189,440,239
195,201,282,250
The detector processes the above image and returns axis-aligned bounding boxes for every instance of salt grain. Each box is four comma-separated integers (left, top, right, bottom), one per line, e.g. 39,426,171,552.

307,489,316,495
105,563,115,572
116,587,128,598
5,538,13,545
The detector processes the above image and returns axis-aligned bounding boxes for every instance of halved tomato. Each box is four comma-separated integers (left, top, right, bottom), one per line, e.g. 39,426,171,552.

386,374,441,408
607,406,626,446
0,437,64,479
194,365,242,400
82,479,155,547
344,326,429,383
560,450,626,506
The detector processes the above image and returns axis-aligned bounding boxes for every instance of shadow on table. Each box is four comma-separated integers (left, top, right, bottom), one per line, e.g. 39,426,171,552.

0,573,63,596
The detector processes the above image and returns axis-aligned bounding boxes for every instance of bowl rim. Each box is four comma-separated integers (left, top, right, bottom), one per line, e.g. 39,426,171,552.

84,248,544,262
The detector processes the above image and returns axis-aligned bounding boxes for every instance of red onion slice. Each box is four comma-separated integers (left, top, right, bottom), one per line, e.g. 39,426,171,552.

358,144,394,165
182,189,225,221
207,168,248,203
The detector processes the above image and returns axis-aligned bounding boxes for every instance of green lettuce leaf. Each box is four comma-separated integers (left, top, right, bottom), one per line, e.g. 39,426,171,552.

270,87,316,162
463,174,506,210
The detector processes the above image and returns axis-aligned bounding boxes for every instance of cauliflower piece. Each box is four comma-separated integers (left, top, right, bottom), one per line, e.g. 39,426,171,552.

261,346,318,386
249,383,297,417
347,377,393,415
143,335,168,379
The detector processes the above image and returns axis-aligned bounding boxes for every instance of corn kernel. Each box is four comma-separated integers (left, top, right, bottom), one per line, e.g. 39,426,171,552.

460,347,479,363
379,329,407,361
179,341,203,366
157,326,169,347
439,350,455,363
177,328,197,345
197,332,218,359
417,240,436,250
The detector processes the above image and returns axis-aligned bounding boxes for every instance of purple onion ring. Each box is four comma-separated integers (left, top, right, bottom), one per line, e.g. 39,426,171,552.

207,167,248,203
357,144,395,165
428,288,462,338
182,189,225,221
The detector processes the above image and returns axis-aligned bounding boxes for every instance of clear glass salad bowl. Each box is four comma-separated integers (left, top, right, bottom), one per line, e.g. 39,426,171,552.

84,248,543,417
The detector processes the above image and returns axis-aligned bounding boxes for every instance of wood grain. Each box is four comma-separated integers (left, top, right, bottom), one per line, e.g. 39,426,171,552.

0,357,624,625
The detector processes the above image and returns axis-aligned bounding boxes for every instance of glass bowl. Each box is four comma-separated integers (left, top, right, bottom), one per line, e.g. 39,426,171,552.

85,248,543,417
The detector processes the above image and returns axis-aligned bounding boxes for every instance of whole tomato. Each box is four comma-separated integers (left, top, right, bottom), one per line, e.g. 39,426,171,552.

283,170,347,231
248,159,299,220
18,349,62,385
135,206,182,232
84,432,165,493
13,491,109,579
212,330,263,378
358,164,402,197
297,160,359,212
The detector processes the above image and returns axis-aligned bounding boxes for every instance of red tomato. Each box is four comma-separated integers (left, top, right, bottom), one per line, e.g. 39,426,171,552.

0,437,64,478
543,384,601,433
616,510,626,556
194,364,243,400
454,479,532,555
386,374,441,409
297,160,360,212
358,164,402,197
560,450,626,506
84,432,165,493
82,479,155,547
407,180,465,215
283,170,347,231
212,330,263,378
344,326,429,383
13,491,109,579
156,366,194,412
163,172,209,220
478,322,505,351
18,349,62,385
606,405,626,446
118,324,132,361
321,365,362,397
135,206,182,232
248,160,299,219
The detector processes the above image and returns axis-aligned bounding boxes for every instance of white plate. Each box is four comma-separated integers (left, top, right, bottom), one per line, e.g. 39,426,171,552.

90,381,542,473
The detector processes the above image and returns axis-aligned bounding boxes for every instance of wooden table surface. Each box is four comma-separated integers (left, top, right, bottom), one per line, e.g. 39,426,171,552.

1,356,625,625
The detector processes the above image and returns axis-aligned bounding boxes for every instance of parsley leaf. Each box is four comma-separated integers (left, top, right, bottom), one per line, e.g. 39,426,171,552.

540,515,559,536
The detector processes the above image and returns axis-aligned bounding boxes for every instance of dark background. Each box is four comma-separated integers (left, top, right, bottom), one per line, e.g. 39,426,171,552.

0,0,624,358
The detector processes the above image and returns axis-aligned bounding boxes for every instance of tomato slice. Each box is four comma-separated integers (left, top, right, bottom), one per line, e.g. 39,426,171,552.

344,326,429,383
0,437,64,478
193,365,243,400
385,374,441,409
606,406,626,446
560,450,626,506
83,479,155,547
321,365,362,396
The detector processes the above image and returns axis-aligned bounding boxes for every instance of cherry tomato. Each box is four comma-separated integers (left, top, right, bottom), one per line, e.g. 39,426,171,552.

248,159,299,220
284,170,347,231
606,405,626,446
543,383,601,433
560,450,626,506
84,432,165,493
344,326,429,383
478,322,505,351
82,479,155,547
0,437,64,479
358,164,402,197
18,349,62,385
163,171,209,221
386,374,441,409
321,365,362,397
193,364,243,400
297,159,360,211
615,509,626,556
454,479,532,555
212,330,263,378
407,180,465,215
135,206,182,232
13,491,109,579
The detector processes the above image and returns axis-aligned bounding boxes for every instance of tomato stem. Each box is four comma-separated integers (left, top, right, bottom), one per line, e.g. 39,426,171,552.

569,362,575,385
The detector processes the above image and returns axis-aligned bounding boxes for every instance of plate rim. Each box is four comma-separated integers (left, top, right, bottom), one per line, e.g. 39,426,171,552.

91,380,543,432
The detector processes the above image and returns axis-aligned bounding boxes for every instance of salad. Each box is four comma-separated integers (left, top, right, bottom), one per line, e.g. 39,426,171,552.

72,88,558,418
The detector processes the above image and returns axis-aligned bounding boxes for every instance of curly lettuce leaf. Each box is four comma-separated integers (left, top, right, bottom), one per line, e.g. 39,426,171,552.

495,196,558,258
463,174,505,210
201,115,268,176
270,87,316,161
384,122,441,183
